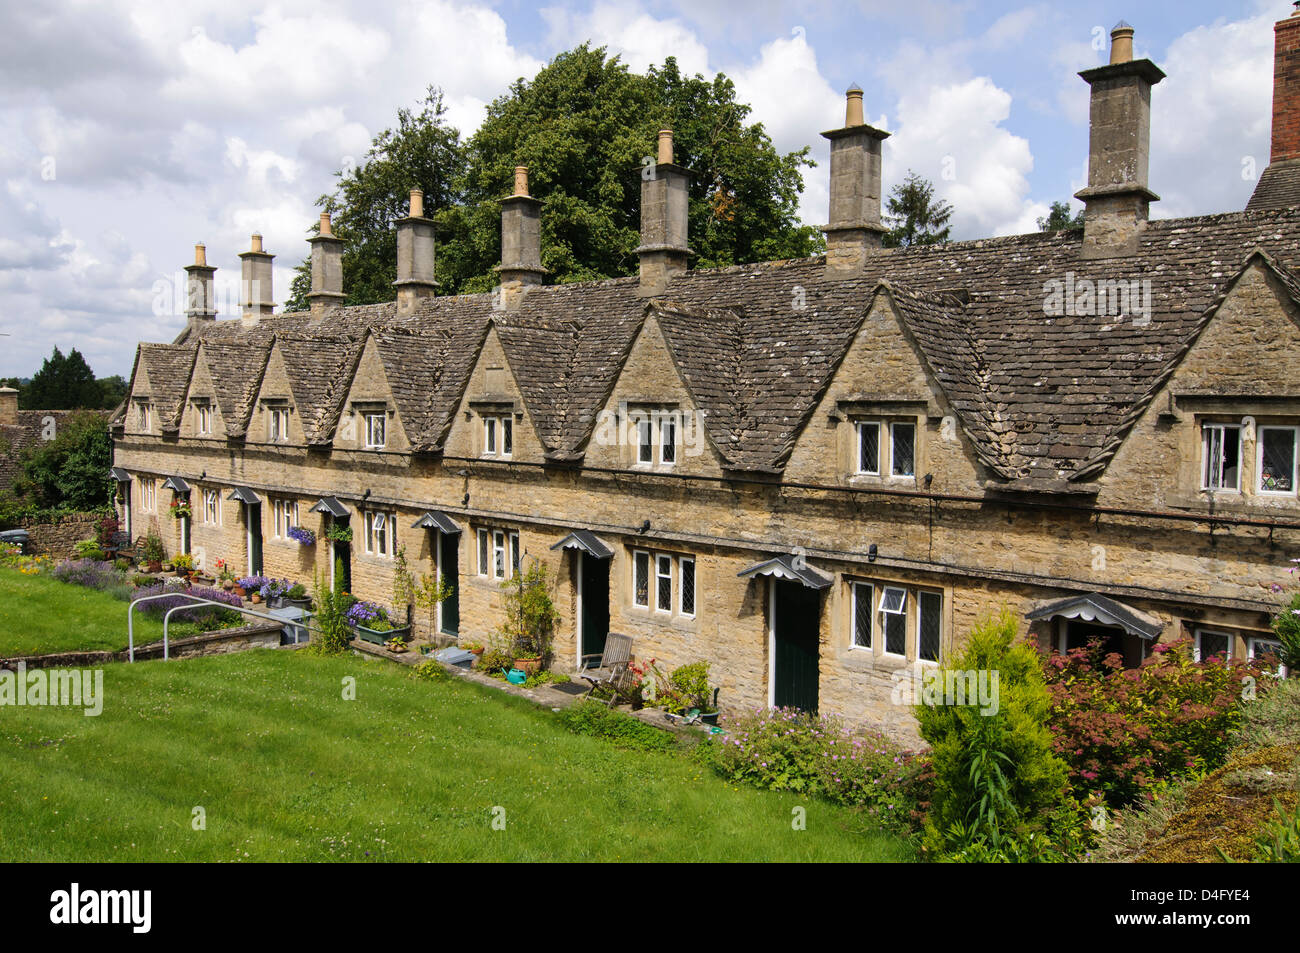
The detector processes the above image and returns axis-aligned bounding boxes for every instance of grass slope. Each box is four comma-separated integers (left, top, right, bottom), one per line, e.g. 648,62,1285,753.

0,650,914,862
0,567,169,656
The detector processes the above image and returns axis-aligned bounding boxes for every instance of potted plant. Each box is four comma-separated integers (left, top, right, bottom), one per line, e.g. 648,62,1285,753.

168,498,192,521
259,578,293,608
385,635,409,654
497,561,559,677
141,532,166,573
215,559,236,590
346,600,411,646
172,553,195,577
236,575,268,603
283,582,312,611
323,524,353,545
286,525,316,546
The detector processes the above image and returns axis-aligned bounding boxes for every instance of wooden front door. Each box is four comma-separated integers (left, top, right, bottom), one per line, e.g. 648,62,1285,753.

773,580,820,712
580,552,609,660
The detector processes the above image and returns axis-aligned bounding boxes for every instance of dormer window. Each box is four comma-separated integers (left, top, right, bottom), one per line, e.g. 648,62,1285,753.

484,416,512,458
268,406,290,443
856,418,916,478
136,401,153,431
365,412,386,450
195,402,213,435
631,408,677,468
1201,423,1240,491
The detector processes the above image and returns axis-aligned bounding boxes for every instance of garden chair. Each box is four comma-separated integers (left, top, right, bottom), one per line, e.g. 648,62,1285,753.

105,531,135,561
576,632,633,707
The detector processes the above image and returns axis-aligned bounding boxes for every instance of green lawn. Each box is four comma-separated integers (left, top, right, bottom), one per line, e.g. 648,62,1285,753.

0,567,170,656
0,649,915,861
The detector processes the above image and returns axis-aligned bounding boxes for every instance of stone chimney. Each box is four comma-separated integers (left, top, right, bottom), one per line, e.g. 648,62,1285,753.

821,85,890,277
498,166,545,310
394,190,437,315
1075,22,1165,258
238,233,275,324
0,385,17,426
636,129,691,296
183,242,217,330
1271,4,1300,164
308,212,346,317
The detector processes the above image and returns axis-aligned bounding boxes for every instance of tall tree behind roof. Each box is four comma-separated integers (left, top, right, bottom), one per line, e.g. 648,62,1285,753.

883,171,954,248
289,46,822,305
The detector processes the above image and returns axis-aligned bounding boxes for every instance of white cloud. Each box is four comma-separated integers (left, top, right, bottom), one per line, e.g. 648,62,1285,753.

539,1,710,74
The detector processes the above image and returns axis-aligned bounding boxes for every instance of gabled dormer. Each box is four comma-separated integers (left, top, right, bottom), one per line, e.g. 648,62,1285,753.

333,333,409,454
181,346,225,439
582,305,725,476
444,324,543,463
1101,252,1300,513
125,354,156,437
783,283,983,491
248,341,301,446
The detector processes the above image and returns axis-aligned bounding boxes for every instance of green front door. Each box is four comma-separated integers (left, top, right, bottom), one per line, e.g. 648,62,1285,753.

580,552,609,660
773,580,820,712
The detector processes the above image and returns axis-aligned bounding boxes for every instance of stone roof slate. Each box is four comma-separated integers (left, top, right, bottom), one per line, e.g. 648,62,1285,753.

1247,160,1300,213
129,205,1300,484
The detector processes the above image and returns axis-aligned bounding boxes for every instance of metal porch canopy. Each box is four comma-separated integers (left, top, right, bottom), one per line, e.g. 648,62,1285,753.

310,496,349,518
737,553,833,590
226,486,262,505
1026,593,1164,640
550,529,614,559
412,510,461,533
109,467,131,482
161,476,191,492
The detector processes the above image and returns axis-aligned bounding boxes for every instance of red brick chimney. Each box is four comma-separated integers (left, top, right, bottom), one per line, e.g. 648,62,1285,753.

1271,3,1300,163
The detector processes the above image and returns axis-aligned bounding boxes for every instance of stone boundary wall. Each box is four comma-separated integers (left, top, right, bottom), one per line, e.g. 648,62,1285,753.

1,622,286,669
18,510,110,557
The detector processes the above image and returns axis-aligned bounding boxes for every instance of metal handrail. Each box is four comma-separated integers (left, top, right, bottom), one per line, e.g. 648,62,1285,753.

127,593,313,662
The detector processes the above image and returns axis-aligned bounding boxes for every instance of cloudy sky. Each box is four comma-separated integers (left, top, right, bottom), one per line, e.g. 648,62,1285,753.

0,0,1287,378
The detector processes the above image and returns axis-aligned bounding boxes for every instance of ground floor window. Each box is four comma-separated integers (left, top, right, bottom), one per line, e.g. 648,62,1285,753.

363,510,396,557
273,498,299,538
847,578,944,662
631,548,697,618
477,527,519,580
1194,627,1232,662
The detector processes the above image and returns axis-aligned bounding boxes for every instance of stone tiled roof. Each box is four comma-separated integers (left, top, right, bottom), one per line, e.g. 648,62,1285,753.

134,343,197,433
1246,160,1300,212
127,205,1300,484
275,334,366,446
198,340,271,437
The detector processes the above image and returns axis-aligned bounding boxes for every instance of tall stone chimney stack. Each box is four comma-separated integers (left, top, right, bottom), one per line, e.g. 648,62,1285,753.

183,242,217,330
238,233,275,325
1075,22,1165,258
821,85,890,276
308,212,346,317
1270,3,1300,164
394,189,437,316
498,167,545,309
0,386,17,426
636,129,691,296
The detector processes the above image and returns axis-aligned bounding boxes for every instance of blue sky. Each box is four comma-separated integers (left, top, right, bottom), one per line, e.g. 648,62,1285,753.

0,0,1287,378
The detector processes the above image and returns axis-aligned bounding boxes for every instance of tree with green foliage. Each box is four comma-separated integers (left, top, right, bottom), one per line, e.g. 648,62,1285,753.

883,171,953,248
916,609,1072,859
23,348,102,410
288,46,821,304
11,410,112,512
1037,200,1084,233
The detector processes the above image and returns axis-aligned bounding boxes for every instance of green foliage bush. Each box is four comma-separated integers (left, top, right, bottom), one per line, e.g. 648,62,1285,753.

703,707,921,830
308,560,354,655
1269,591,1300,671
916,609,1072,858
409,660,450,682
558,700,676,752
1042,638,1267,809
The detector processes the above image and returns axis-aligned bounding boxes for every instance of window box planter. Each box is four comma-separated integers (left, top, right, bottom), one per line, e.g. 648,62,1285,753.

352,622,412,646
271,595,313,611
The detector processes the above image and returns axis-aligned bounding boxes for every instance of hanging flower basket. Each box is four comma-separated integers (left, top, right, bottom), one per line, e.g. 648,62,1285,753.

324,525,353,544
168,499,192,520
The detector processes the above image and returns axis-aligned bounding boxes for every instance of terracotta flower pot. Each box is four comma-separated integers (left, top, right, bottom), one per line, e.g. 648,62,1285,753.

249,592,262,604
515,656,541,676
232,586,246,599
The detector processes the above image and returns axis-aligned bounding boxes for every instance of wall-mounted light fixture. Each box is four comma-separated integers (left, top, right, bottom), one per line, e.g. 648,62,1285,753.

868,543,878,562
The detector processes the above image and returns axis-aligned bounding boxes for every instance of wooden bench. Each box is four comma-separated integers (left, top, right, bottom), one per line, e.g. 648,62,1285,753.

576,632,634,706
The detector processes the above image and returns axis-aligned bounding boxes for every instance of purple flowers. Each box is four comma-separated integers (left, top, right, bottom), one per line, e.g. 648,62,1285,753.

346,601,386,625
286,526,316,546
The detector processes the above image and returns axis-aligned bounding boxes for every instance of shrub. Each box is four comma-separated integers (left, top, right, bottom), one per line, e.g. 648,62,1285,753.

497,561,559,659
133,584,243,623
409,660,449,682
477,648,513,675
917,609,1072,857
641,660,719,714
307,560,353,655
140,532,166,564
1042,638,1267,808
559,700,676,752
1268,590,1300,671
1250,798,1300,862
72,539,107,561
52,558,121,591
705,706,920,829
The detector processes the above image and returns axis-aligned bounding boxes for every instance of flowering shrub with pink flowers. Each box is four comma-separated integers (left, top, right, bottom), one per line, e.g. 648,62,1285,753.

1042,638,1270,809
704,707,922,830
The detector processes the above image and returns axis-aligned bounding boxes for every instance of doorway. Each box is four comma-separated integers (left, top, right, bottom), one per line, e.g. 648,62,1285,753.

579,551,610,662
438,530,459,636
771,580,821,712
246,502,263,576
